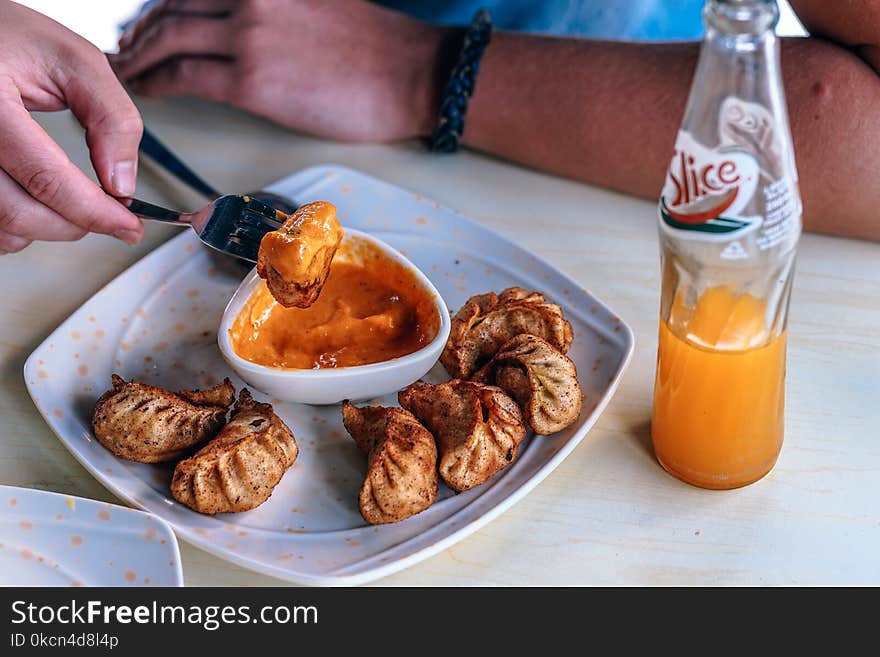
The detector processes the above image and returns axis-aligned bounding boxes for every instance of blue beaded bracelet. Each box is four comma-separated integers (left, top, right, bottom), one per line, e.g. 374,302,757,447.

429,9,493,153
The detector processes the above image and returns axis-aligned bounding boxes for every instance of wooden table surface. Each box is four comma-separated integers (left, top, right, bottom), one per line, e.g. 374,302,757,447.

2,98,878,586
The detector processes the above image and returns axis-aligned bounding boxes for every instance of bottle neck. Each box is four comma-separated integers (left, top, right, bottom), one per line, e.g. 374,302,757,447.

704,0,779,41
694,0,783,117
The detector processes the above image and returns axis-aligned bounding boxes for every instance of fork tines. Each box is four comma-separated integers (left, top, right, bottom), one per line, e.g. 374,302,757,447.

203,196,286,264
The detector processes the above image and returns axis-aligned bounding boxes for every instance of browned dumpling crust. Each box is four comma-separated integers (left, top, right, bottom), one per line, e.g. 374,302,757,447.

440,287,574,380
473,334,583,435
341,402,438,525
92,375,234,463
176,381,236,408
256,201,343,308
171,390,298,514
399,380,527,492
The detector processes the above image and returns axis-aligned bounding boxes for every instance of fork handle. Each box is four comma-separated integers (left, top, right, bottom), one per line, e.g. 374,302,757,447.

123,198,192,226
139,128,220,200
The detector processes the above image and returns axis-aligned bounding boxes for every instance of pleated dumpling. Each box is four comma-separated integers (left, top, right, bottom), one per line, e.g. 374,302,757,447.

92,375,234,463
171,390,298,514
440,287,574,379
341,402,438,525
399,380,527,492
473,334,583,435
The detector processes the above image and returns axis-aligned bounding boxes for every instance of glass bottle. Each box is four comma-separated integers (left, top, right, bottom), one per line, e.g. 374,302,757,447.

651,0,802,489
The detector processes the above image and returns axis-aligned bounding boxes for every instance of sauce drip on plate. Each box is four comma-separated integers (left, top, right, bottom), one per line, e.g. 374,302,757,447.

230,237,439,369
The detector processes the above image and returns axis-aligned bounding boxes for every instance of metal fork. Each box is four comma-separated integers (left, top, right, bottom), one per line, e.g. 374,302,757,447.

124,195,284,263
139,127,299,215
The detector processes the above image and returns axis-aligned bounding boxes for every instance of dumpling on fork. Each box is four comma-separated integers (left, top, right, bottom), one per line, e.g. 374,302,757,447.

399,380,527,492
257,200,343,308
91,375,235,463
171,390,298,514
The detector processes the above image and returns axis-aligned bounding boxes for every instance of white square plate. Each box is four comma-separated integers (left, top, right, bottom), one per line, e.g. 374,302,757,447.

0,485,182,586
24,165,634,585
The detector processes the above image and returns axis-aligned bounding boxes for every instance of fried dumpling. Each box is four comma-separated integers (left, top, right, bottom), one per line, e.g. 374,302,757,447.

176,381,236,407
171,390,298,514
399,380,527,492
341,402,437,525
257,200,343,308
440,287,574,379
92,375,234,463
473,334,583,435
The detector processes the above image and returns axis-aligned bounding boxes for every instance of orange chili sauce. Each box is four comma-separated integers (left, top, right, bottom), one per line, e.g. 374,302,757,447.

230,237,440,369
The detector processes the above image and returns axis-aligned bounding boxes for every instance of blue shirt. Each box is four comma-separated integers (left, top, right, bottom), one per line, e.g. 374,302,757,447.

376,0,706,40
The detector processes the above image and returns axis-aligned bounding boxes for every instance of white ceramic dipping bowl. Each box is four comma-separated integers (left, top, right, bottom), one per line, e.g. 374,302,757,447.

218,229,451,405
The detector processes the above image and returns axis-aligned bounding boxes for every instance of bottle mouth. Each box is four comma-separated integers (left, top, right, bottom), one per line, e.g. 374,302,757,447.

705,0,779,36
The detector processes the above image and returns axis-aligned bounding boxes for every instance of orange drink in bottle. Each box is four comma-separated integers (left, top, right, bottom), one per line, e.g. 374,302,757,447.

652,0,801,489
652,287,786,488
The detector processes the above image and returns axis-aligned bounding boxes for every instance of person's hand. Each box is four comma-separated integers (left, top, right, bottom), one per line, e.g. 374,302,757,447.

111,0,444,142
0,1,144,254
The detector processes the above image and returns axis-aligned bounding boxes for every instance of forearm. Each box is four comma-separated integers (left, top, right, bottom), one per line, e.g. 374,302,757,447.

790,0,880,73
465,36,691,200
462,33,880,241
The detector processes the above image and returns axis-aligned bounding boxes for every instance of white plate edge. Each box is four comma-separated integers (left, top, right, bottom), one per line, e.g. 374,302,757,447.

0,484,184,587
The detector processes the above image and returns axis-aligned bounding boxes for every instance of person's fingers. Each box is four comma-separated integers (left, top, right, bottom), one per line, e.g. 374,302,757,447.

161,0,237,15
0,169,88,241
0,231,32,255
128,57,235,103
119,0,236,49
0,86,143,242
59,50,143,199
112,14,235,82
118,1,166,50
